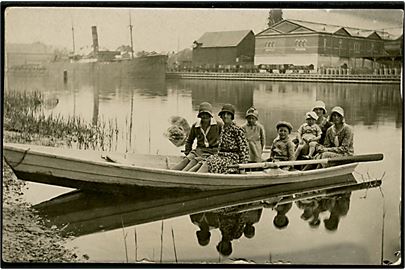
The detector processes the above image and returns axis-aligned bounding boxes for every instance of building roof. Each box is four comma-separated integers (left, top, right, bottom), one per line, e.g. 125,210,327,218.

257,19,401,40
288,19,342,34
195,30,253,48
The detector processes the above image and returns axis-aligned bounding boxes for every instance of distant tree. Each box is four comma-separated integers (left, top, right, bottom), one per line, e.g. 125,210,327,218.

116,45,133,53
136,50,158,57
267,9,283,27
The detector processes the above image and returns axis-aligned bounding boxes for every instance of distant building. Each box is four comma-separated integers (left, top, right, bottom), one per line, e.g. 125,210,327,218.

255,19,403,72
5,42,55,67
192,30,255,67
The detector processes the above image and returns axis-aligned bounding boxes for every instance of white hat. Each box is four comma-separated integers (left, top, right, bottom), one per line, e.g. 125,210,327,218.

306,111,319,121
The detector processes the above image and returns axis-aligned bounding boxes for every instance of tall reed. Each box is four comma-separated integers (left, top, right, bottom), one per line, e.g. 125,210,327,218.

4,90,119,151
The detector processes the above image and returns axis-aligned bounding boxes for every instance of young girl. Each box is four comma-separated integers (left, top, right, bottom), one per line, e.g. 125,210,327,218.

241,107,266,162
269,121,295,163
295,111,322,160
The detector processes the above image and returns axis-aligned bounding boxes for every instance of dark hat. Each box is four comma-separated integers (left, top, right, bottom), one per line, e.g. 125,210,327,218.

276,121,293,133
218,104,235,118
245,107,259,119
197,102,213,118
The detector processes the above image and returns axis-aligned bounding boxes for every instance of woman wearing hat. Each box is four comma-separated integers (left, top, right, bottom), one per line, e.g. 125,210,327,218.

312,100,333,145
197,104,249,174
172,102,222,171
241,107,266,162
317,106,354,163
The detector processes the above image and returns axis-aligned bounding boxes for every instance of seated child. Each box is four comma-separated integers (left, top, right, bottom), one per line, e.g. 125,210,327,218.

241,107,266,162
295,111,322,160
268,121,295,170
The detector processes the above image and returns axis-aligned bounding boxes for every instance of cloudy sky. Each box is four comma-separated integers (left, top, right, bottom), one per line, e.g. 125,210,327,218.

5,7,403,53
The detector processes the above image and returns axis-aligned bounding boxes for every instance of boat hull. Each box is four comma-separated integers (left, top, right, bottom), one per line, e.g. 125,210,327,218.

3,143,358,191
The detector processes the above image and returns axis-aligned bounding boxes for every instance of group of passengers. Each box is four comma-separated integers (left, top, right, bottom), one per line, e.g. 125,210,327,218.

172,100,354,173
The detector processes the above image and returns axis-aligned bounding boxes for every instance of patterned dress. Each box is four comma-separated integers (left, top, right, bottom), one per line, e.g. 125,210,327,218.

207,122,249,174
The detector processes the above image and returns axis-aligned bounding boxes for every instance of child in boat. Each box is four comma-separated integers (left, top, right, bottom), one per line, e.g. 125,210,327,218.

269,121,295,162
241,107,266,162
172,102,222,171
295,111,322,160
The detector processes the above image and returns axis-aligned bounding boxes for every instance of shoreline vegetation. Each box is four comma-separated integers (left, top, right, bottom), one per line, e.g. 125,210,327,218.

2,90,122,263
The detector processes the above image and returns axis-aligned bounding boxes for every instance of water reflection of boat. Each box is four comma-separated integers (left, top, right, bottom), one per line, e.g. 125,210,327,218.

3,143,382,191
33,174,381,238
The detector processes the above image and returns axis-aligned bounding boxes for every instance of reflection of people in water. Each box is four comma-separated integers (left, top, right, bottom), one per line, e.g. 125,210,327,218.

272,201,293,230
189,212,219,246
295,192,351,230
324,192,351,231
211,203,263,257
297,197,334,228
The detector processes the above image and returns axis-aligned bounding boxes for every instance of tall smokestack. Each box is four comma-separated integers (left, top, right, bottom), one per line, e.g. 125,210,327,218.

91,26,99,54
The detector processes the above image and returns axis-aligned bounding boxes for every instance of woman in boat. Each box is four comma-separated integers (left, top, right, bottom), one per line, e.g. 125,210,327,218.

172,102,222,171
312,100,333,145
241,107,266,162
317,106,354,161
198,104,249,174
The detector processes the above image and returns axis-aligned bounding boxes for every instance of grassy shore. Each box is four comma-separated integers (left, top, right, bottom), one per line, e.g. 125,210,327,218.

2,90,112,263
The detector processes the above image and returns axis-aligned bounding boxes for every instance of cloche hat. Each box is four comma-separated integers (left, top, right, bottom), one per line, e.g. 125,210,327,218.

197,102,213,118
330,106,345,118
218,104,235,119
245,107,259,119
312,100,327,114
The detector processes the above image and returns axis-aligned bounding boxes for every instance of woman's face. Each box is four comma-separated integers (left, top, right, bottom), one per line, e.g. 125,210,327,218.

221,112,233,124
199,113,211,124
331,112,343,124
313,108,324,117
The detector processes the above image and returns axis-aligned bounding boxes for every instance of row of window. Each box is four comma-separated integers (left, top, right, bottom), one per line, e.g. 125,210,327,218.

264,38,380,52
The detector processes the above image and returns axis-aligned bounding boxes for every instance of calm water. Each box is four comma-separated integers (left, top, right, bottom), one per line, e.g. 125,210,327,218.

5,71,402,264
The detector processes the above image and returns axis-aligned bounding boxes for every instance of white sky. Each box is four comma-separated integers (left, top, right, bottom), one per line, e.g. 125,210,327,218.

5,7,403,53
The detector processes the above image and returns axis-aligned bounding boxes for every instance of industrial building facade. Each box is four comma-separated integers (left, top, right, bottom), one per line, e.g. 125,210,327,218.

254,19,402,72
192,30,255,67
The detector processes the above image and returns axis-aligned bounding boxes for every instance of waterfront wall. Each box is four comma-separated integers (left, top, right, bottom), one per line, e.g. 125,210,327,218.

166,71,401,84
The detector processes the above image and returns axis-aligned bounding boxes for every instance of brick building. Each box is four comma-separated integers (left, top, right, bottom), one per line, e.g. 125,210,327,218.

255,19,402,72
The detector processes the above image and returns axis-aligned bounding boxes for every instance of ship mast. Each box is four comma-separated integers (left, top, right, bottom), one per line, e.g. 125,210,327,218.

129,11,134,59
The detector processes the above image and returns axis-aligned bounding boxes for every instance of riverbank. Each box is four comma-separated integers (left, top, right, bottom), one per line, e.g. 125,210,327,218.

166,72,401,84
2,153,85,263
2,91,90,263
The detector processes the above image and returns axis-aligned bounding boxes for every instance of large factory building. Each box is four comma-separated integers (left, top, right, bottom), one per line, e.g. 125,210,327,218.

255,19,402,72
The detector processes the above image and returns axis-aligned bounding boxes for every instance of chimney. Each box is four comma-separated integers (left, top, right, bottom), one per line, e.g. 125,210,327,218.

91,26,99,54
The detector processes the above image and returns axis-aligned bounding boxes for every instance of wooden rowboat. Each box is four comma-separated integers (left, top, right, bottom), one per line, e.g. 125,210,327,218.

3,143,383,191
